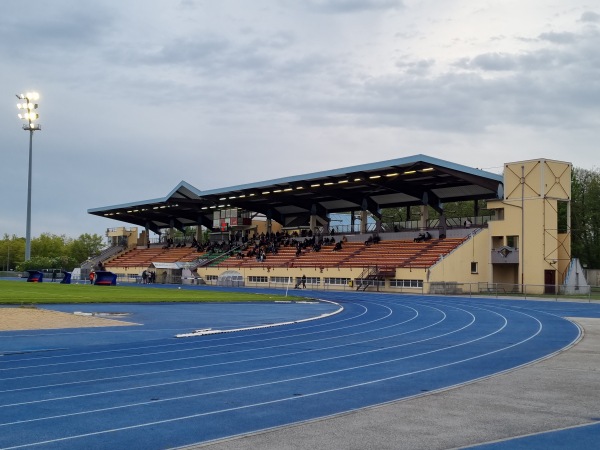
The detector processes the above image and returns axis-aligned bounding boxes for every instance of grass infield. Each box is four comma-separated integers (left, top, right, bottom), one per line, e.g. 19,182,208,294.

0,280,297,305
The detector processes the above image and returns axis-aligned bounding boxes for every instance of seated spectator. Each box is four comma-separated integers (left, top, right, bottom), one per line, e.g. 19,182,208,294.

333,241,342,251
424,231,432,241
414,233,425,243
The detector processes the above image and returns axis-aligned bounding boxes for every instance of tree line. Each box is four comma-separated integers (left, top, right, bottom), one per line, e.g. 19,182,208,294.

0,233,104,272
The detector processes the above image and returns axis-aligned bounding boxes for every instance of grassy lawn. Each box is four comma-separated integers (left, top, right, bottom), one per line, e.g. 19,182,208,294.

0,280,296,305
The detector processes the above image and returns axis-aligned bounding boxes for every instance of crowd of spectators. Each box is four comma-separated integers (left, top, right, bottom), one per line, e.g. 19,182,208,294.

213,230,345,263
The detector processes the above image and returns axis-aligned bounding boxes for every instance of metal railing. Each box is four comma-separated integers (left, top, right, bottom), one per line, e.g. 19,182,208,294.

22,272,591,303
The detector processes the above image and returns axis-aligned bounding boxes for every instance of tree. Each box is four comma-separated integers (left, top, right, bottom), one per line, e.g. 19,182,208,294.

3,232,104,272
18,255,77,272
571,167,600,269
31,233,69,258
66,233,104,263
0,234,24,271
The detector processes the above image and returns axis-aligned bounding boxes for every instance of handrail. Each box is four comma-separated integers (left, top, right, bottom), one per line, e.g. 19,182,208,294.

196,245,243,268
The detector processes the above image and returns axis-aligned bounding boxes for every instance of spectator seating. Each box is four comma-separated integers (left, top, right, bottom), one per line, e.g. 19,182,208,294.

106,247,202,268
104,237,467,272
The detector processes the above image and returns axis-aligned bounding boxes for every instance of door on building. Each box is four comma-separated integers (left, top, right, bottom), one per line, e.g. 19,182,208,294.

544,270,556,294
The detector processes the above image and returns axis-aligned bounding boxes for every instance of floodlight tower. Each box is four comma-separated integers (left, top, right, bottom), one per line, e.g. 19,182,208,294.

16,92,41,261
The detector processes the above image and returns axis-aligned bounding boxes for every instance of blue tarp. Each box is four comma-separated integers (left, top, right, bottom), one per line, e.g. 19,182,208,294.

60,271,72,284
93,271,117,286
26,270,43,282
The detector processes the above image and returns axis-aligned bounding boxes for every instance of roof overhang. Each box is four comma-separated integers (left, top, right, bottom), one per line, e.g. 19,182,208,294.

88,154,503,232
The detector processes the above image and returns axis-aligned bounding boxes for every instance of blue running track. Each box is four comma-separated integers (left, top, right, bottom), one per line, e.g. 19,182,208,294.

1,288,599,449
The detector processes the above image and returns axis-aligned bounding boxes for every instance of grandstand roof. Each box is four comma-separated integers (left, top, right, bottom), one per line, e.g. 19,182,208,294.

88,154,504,233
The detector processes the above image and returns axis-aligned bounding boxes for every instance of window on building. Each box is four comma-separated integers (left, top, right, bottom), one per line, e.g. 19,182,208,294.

324,277,350,285
471,262,478,274
507,235,519,249
389,279,423,288
248,276,268,283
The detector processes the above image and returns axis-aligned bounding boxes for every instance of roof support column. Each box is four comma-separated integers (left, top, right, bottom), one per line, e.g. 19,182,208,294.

145,222,151,248
310,203,328,234
267,218,272,235
309,214,317,235
375,216,382,233
359,210,367,234
266,208,283,232
361,197,381,234
439,210,447,237
420,206,428,231
196,222,203,243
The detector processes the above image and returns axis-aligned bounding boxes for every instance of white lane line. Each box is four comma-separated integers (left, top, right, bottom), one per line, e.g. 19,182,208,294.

0,302,389,377
0,304,477,409
0,302,373,372
0,309,548,450
1,300,364,364
0,304,425,394
0,301,433,391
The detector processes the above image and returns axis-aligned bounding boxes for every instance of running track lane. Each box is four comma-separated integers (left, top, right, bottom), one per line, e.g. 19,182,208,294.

0,293,581,449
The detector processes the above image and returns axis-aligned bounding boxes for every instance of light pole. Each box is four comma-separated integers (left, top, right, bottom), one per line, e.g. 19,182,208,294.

16,92,41,261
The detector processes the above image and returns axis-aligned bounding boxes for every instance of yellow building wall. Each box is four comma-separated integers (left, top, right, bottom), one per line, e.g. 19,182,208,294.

487,159,571,291
106,226,138,248
426,230,491,286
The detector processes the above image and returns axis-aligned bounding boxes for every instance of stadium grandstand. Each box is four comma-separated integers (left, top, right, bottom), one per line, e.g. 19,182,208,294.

88,154,586,295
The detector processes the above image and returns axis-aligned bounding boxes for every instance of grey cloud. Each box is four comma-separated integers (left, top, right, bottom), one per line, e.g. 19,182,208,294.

302,0,403,14
455,30,594,73
281,22,600,133
580,11,600,23
457,53,518,71
101,17,600,136
107,30,296,76
140,36,232,66
395,58,436,76
539,31,578,44
310,71,567,133
0,5,115,61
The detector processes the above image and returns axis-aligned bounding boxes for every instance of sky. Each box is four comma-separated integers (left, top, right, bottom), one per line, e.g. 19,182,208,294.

1,0,599,242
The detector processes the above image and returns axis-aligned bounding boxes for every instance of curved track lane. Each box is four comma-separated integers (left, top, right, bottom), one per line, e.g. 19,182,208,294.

0,292,580,449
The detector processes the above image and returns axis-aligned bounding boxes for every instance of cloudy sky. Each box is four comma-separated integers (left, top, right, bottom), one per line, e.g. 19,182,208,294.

1,0,599,241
